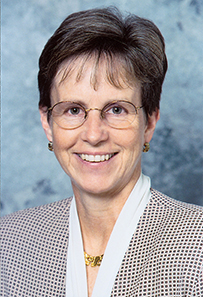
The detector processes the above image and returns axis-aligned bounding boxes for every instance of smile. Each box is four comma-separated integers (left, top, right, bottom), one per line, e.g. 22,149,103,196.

78,153,116,163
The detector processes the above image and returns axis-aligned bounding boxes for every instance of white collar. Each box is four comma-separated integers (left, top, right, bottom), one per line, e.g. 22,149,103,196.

66,173,151,297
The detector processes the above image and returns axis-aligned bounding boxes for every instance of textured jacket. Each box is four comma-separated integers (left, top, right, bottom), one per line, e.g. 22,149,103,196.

1,189,203,296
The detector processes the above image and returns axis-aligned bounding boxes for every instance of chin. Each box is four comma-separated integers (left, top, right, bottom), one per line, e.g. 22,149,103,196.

71,178,116,197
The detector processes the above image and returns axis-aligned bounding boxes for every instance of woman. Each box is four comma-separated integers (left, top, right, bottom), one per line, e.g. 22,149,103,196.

1,7,202,297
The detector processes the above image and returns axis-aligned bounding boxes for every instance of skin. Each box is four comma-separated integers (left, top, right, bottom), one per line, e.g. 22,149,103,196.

40,57,159,296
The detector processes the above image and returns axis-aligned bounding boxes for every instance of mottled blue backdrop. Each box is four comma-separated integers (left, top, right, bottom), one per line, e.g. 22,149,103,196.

1,0,203,216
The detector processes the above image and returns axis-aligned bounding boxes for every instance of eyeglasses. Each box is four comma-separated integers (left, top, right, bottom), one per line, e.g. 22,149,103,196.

48,100,144,130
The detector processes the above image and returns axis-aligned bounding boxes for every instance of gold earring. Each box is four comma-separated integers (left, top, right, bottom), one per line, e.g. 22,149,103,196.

143,142,150,152
48,141,54,151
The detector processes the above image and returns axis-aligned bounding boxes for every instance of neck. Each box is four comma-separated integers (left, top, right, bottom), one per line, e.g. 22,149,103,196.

72,178,139,255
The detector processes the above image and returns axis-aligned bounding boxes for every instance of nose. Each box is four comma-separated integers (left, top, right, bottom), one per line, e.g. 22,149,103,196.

80,109,109,145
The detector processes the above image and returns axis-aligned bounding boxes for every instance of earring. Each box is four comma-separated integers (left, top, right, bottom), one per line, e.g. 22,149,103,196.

48,141,54,151
143,142,150,153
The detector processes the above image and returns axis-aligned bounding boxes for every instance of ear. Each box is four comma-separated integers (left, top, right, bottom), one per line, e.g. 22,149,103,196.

144,109,160,143
39,107,53,142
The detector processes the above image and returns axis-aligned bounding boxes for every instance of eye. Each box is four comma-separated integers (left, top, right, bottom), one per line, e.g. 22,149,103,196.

62,103,85,117
111,106,123,114
105,103,127,116
69,107,81,115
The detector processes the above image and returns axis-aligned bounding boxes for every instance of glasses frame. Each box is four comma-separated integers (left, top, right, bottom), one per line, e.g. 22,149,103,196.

48,100,144,130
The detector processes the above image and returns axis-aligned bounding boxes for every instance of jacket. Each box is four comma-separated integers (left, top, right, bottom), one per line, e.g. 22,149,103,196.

1,189,203,296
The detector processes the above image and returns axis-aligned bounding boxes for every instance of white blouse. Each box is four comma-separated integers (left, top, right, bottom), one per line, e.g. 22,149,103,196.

66,173,151,297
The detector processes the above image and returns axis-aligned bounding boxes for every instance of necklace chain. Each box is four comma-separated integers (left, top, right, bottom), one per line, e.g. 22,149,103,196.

84,251,104,267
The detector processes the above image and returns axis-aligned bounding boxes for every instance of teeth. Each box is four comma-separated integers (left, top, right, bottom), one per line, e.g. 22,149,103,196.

94,155,101,162
89,155,94,162
79,153,114,162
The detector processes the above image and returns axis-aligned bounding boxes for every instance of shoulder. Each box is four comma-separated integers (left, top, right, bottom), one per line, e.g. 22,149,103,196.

113,190,203,295
1,197,73,266
140,189,203,265
1,198,72,295
150,188,203,213
148,188,203,238
1,197,73,237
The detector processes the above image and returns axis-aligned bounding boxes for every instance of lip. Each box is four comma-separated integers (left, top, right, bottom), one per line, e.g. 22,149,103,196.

75,152,118,163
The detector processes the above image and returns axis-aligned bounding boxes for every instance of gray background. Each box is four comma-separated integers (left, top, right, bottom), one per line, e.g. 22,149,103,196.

1,0,203,216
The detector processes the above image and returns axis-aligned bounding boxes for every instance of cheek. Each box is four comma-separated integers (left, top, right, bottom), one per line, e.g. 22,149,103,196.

51,129,77,175
51,126,77,151
113,129,144,171
123,127,145,152
52,132,64,150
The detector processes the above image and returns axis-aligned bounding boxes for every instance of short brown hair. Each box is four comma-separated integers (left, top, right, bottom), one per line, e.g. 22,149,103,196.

38,7,167,117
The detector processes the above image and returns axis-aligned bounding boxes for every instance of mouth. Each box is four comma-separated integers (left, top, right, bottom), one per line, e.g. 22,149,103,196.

78,153,117,163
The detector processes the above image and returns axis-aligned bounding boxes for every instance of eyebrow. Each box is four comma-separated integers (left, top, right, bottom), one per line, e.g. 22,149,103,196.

55,98,134,107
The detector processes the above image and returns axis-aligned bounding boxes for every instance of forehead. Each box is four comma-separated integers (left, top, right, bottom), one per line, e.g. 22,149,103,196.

53,54,140,91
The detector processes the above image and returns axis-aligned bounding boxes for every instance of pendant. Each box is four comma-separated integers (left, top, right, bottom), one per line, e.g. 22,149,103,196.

84,251,104,267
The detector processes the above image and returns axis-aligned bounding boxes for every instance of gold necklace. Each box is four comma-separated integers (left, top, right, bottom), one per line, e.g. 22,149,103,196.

84,251,104,267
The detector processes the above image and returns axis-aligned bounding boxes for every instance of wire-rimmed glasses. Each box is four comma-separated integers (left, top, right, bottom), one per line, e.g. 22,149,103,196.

48,100,144,129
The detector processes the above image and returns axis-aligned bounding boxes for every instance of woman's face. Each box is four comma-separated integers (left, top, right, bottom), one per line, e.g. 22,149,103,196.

40,57,159,198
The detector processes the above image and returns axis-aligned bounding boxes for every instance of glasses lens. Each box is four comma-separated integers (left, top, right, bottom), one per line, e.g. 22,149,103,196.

103,101,137,128
51,102,86,129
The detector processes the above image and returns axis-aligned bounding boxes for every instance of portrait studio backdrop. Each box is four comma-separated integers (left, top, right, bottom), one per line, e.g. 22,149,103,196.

1,0,203,216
